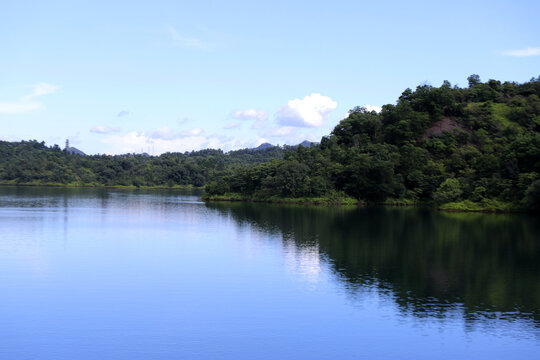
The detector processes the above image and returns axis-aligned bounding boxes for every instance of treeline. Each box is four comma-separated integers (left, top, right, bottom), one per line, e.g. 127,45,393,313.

206,76,540,210
0,141,286,187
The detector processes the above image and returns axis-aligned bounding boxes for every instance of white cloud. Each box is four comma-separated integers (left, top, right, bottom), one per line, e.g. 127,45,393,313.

0,83,60,114
256,137,268,144
90,126,121,134
150,126,178,140
364,104,382,113
180,128,203,137
101,129,246,155
268,126,296,137
212,135,260,150
224,122,240,129
148,126,202,140
231,109,269,129
0,102,43,114
251,119,266,130
23,83,60,100
0,135,20,142
102,131,205,155
117,110,130,117
275,93,337,127
231,109,268,121
503,47,540,57
99,126,214,154
257,124,321,147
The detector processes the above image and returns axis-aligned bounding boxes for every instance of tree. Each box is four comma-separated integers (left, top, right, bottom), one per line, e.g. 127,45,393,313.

468,74,481,88
433,178,463,203
522,180,540,210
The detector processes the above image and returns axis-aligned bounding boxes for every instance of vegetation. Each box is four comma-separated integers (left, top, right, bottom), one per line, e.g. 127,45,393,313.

206,76,540,211
2,75,539,212
438,199,518,212
204,192,359,205
0,142,286,188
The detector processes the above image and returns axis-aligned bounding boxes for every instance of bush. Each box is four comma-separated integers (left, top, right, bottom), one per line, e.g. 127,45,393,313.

433,178,463,203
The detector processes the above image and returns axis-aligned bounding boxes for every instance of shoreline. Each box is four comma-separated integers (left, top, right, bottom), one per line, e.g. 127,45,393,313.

203,194,526,213
0,184,527,213
202,194,362,206
0,182,203,191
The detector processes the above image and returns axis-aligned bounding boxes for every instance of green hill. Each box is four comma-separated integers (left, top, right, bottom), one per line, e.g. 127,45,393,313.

0,142,286,188
205,76,540,211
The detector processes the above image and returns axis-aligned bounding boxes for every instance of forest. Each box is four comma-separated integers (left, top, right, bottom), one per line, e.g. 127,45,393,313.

205,76,540,211
0,142,285,188
1,75,539,211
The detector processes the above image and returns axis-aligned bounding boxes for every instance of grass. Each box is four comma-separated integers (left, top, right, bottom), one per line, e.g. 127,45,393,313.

491,103,514,128
204,193,526,212
202,193,361,206
438,199,520,213
466,102,520,130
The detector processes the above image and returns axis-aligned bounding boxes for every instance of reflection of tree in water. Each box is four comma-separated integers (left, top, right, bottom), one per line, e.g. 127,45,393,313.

206,202,540,325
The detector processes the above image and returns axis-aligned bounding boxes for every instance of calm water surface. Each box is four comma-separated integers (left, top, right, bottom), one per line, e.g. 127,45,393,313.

0,187,538,359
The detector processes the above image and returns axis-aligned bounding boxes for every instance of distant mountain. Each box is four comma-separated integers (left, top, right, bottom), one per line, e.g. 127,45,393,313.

255,142,274,150
66,147,86,156
206,76,540,211
252,140,319,151
298,140,318,148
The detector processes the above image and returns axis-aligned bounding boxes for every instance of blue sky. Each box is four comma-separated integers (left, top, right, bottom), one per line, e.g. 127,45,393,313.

1,0,539,155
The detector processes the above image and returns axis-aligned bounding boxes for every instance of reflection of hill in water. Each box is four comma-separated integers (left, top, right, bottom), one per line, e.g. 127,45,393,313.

206,202,540,325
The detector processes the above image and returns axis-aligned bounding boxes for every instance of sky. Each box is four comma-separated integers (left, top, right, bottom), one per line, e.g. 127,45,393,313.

1,0,539,155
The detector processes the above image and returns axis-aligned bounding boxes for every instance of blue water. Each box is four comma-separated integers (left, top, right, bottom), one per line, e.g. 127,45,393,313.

0,187,538,359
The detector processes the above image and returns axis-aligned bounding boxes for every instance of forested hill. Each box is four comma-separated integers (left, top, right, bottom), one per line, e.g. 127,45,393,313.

0,142,286,187
206,76,540,211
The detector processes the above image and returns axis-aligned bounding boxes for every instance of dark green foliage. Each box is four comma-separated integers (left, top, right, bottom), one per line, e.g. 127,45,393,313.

0,141,286,188
208,77,540,210
3,77,539,210
433,178,463,203
522,180,540,210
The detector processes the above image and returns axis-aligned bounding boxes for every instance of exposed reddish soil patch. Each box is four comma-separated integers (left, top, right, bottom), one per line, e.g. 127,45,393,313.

422,117,463,140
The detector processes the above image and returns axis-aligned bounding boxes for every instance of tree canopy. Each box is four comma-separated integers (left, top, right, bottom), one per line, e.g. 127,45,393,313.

0,142,286,188
2,76,539,210
206,76,540,210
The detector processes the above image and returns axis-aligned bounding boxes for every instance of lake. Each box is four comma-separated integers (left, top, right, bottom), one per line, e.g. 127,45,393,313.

0,187,538,359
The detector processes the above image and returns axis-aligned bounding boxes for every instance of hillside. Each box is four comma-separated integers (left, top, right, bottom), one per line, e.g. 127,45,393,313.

205,76,540,211
0,142,287,188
